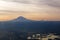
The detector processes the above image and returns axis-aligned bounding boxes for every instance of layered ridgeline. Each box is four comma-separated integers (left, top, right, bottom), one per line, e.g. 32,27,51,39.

0,16,60,33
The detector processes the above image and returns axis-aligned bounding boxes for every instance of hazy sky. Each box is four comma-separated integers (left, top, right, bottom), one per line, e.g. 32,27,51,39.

0,0,60,21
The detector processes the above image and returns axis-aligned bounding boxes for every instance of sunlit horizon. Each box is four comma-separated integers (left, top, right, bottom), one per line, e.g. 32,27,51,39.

0,0,60,21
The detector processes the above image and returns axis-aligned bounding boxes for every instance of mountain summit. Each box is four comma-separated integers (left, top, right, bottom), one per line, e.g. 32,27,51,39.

13,16,31,22
17,16,26,20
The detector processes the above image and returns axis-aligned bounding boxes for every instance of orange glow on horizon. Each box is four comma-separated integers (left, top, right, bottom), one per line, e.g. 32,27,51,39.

0,13,60,21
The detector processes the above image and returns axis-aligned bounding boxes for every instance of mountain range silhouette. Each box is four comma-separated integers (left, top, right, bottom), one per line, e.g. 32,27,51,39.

0,16,60,34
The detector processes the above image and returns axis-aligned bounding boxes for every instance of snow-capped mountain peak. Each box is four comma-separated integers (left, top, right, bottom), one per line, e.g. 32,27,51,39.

13,16,31,22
